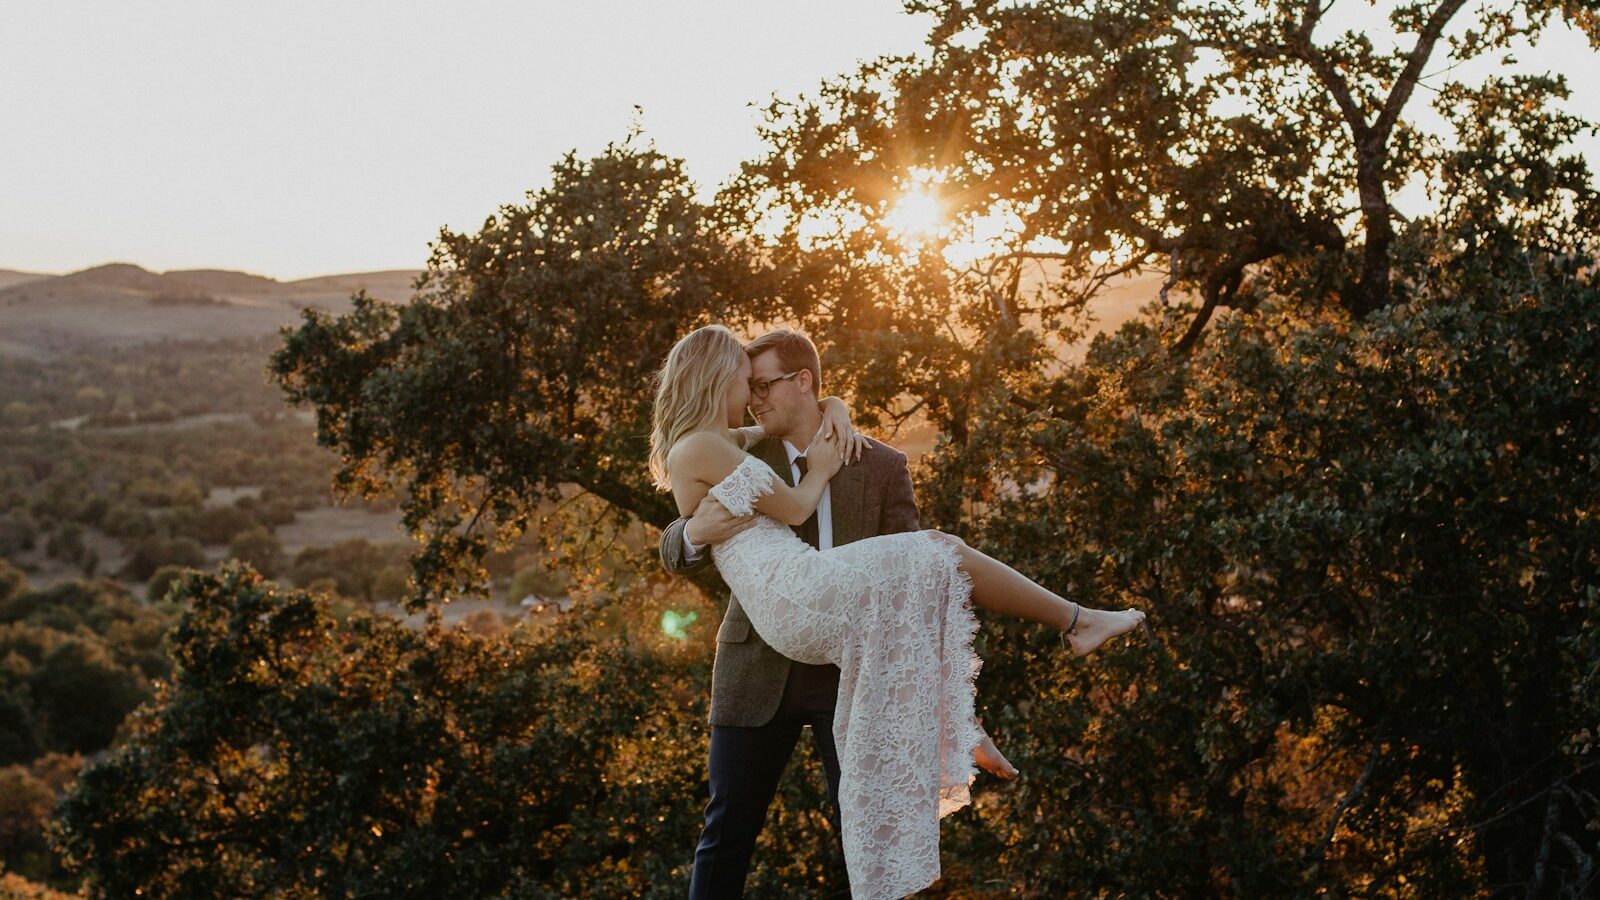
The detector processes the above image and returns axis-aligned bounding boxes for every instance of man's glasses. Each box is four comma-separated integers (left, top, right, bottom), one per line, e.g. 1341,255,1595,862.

748,370,801,399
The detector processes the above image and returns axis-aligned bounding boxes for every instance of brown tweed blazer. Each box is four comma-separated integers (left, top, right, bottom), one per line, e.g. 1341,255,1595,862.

658,434,921,727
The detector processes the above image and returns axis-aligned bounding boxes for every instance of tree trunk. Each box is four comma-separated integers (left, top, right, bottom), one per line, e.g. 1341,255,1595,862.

1350,146,1393,318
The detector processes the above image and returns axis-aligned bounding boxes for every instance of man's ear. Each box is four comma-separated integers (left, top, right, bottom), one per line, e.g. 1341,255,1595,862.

797,368,817,398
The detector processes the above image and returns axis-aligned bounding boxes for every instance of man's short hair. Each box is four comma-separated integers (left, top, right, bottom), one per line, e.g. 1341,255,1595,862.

744,328,822,397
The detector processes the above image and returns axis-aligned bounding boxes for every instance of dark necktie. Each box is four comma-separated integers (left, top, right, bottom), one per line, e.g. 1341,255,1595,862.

793,455,821,549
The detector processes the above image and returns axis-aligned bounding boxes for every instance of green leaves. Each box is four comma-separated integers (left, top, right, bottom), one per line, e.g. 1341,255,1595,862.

271,139,753,608
53,563,713,897
929,272,1600,893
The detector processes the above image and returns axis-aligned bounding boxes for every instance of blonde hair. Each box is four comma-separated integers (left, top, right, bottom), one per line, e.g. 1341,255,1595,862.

649,324,746,489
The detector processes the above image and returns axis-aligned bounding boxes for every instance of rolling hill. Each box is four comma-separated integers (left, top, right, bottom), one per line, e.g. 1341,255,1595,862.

0,268,50,291
0,263,423,358
0,259,1171,361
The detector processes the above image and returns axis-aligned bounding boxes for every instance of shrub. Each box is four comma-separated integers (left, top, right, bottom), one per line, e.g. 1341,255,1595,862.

0,577,175,774
0,753,84,884
288,540,404,603
0,515,37,558
509,562,568,604
227,527,283,578
54,564,712,897
145,566,189,605
184,505,258,546
118,537,206,582
0,559,27,603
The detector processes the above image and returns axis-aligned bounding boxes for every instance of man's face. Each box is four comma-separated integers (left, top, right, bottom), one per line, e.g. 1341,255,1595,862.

746,348,812,438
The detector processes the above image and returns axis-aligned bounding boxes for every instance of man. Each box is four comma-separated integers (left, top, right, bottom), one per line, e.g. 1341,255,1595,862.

659,328,919,898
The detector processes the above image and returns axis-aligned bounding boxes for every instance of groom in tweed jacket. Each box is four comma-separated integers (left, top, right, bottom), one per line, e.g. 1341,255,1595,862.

659,329,920,898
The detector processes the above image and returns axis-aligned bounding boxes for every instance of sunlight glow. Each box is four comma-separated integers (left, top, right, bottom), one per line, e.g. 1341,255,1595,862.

942,202,1026,268
882,165,951,247
794,206,869,251
884,187,945,240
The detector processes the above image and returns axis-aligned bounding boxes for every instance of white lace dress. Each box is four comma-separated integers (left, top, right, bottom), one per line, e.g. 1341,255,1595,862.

708,454,984,900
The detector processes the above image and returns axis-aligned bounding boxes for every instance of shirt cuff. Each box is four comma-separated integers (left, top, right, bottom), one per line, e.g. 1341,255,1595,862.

682,530,705,562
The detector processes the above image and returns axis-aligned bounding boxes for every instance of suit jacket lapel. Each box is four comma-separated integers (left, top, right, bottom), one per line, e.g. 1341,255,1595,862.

828,457,867,546
755,438,793,487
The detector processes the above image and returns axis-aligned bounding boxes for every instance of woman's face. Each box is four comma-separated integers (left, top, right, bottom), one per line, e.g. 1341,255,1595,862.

724,352,752,427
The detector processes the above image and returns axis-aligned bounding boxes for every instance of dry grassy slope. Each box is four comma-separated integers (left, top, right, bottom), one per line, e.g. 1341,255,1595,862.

0,259,1170,365
286,270,423,295
161,268,292,294
42,261,280,295
0,263,424,358
0,268,50,290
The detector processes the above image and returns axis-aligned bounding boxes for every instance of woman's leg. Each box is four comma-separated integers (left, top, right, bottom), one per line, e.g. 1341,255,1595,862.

974,724,1018,779
931,531,1146,657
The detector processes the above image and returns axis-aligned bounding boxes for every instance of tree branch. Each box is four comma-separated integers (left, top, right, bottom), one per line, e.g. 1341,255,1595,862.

1172,288,1220,355
1528,782,1560,896
884,397,929,440
1372,0,1471,146
1159,246,1181,309
1171,259,1246,355
1288,6,1372,142
1308,743,1381,867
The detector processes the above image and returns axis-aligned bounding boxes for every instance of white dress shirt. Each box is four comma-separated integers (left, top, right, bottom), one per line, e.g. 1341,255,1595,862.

683,427,834,560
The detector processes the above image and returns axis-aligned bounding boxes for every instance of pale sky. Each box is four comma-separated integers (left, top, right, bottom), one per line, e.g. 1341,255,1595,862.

2,2,1594,281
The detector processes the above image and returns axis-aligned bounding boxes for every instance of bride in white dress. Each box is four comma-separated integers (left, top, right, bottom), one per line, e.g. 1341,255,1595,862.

651,325,1147,899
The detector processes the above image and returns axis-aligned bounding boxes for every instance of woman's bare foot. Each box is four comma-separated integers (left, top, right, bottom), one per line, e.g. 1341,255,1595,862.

974,730,1019,780
1063,604,1147,657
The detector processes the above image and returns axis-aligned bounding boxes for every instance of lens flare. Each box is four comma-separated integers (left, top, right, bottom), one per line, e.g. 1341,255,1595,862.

660,609,698,640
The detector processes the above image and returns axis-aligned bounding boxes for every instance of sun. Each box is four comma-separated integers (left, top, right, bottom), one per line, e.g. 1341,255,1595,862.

883,185,945,241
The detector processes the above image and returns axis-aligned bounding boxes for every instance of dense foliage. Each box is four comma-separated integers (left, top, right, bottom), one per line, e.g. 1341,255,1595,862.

43,1,1600,897
929,272,1600,894
0,405,343,571
53,564,722,897
0,565,173,767
0,562,176,887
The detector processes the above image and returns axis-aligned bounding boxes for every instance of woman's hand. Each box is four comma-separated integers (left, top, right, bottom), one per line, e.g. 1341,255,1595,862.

818,396,868,464
803,430,844,479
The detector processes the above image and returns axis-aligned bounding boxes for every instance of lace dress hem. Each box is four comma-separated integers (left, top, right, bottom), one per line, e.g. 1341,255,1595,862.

928,534,984,821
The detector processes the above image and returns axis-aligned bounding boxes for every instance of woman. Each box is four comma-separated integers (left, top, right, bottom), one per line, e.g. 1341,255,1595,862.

651,325,1147,899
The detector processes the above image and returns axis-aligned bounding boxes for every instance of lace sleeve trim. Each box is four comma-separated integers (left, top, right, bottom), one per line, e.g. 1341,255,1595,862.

708,455,776,517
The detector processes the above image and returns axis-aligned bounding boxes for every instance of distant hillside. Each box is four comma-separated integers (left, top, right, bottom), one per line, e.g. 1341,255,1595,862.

0,262,424,358
0,259,1170,361
0,268,49,290
287,270,421,295
164,268,291,294
49,262,250,295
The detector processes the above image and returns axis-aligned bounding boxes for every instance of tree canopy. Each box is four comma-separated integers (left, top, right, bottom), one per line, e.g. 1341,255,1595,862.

58,1,1600,895
270,140,759,604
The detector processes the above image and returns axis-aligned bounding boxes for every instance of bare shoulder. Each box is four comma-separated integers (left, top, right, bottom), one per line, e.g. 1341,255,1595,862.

666,431,746,485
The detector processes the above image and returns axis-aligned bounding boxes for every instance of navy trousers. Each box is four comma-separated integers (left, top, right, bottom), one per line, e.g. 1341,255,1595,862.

688,660,848,898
